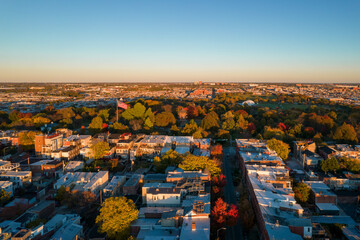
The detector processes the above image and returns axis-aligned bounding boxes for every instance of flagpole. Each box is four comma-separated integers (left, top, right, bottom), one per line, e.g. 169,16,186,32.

116,99,119,123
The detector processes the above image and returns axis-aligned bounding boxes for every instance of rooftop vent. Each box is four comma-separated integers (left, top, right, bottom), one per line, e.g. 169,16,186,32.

193,200,205,214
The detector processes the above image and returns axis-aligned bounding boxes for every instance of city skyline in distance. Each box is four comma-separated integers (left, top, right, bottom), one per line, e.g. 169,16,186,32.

1,0,359,83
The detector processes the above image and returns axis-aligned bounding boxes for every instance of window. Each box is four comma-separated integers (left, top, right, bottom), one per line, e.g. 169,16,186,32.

176,196,178,199
163,196,165,199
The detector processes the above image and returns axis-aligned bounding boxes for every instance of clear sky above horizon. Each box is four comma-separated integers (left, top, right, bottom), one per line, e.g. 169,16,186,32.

0,0,359,83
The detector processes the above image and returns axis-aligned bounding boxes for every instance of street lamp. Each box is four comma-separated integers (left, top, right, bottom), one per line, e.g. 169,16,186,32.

217,227,226,239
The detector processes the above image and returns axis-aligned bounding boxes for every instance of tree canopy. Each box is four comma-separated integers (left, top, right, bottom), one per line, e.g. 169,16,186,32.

267,138,290,161
91,141,110,160
321,157,340,174
96,197,138,240
294,182,311,203
333,123,358,143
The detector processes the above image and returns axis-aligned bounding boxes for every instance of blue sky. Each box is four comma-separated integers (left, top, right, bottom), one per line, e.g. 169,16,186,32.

0,0,359,82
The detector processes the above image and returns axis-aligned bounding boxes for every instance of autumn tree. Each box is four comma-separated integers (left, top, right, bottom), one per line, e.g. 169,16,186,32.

91,141,110,160
212,174,227,188
89,116,104,134
267,138,290,161
212,198,227,227
96,197,138,240
201,111,220,131
333,123,358,143
179,153,221,176
236,114,248,132
19,131,39,151
294,182,311,203
212,198,239,229
155,112,176,127
110,122,129,133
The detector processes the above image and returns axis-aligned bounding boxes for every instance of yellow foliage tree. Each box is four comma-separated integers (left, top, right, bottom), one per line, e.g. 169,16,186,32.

96,197,138,240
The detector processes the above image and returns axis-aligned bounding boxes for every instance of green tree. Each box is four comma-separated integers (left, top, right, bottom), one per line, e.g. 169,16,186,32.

9,110,20,122
0,189,11,206
333,123,358,143
154,150,182,172
96,197,138,240
294,182,311,203
98,109,110,122
155,112,176,127
321,157,340,174
267,138,290,161
201,111,220,131
55,186,68,204
91,141,110,160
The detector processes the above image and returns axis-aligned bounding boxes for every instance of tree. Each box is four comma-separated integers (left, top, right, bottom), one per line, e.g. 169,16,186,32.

96,197,138,240
91,141,110,160
212,198,239,228
98,109,110,122
144,117,154,129
144,108,155,123
321,157,340,174
154,150,182,173
227,204,239,226
0,189,11,206
186,105,199,119
294,182,310,203
155,112,176,127
338,157,360,173
201,111,219,131
212,174,226,188
267,138,290,161
110,122,129,133
32,116,51,127
333,123,358,143
222,117,235,131
122,103,146,121
19,131,38,151
179,153,221,176
89,116,103,133
236,114,248,132
182,120,199,135
212,198,227,226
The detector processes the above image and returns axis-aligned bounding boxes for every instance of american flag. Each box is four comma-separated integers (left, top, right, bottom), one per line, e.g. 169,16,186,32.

117,100,128,109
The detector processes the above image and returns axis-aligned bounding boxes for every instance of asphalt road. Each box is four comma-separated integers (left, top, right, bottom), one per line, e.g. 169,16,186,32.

223,147,244,240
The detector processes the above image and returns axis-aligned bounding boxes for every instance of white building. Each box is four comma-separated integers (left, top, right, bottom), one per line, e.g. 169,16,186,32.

0,181,13,196
54,171,108,194
146,187,182,207
0,171,32,188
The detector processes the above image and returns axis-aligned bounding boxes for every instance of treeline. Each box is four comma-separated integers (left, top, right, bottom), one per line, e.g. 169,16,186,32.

1,93,359,146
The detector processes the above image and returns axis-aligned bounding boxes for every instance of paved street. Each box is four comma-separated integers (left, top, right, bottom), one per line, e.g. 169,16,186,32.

223,147,244,240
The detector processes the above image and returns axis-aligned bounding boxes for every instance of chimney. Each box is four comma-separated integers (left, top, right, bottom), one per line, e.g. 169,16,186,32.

275,220,279,228
192,222,196,230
